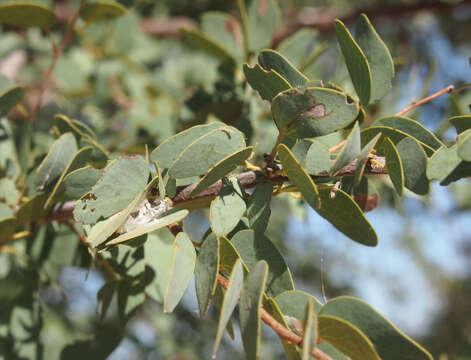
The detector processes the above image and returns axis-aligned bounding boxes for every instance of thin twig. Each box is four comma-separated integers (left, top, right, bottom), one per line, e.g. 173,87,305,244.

217,274,333,360
395,85,454,117
30,1,84,123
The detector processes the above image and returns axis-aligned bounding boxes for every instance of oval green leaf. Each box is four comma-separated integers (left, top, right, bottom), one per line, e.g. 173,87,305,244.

35,133,78,190
334,19,372,105
0,1,54,29
305,140,331,175
210,177,247,237
316,186,377,246
243,63,291,102
190,146,253,197
258,49,308,87
163,232,196,313
384,137,404,196
449,115,471,134
320,296,433,360
396,137,429,195
231,229,294,297
318,314,380,360
239,260,268,360
373,116,443,150
277,143,320,210
79,1,126,23
212,259,244,357
73,156,150,224
168,126,246,179
355,14,394,103
195,235,219,318
272,87,359,138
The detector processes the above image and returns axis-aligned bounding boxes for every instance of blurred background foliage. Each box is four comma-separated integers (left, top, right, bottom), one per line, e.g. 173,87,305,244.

1,0,471,359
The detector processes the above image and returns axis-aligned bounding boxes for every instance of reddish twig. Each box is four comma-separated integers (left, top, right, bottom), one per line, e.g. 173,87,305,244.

395,85,454,117
217,274,333,360
30,1,84,123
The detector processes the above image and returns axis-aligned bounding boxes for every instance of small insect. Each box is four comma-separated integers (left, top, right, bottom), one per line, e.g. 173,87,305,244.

117,196,170,234
330,180,342,199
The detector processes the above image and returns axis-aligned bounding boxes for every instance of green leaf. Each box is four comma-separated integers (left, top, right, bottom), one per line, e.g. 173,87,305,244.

318,314,380,360
305,140,331,175
355,14,394,103
373,116,443,150
201,11,241,60
449,115,471,134
351,177,380,212
239,260,268,360
190,147,253,196
54,114,97,140
212,259,244,357
396,137,429,195
219,235,248,274
354,133,382,185
302,299,317,360
291,139,313,164
195,235,219,318
384,137,404,195
0,74,23,117
15,193,48,224
210,177,247,237
458,130,471,161
277,28,319,69
320,296,433,360
231,229,294,297
144,229,175,303
427,144,471,185
334,19,371,105
243,63,291,101
0,216,16,243
213,284,236,339
106,208,189,246
315,186,377,246
247,0,280,51
163,232,196,313
79,0,127,23
275,290,323,318
277,143,320,210
263,297,301,360
35,133,78,190
44,146,93,209
272,87,359,138
330,122,361,175
361,126,434,156
180,28,234,63
0,0,54,29
152,123,222,169
168,126,246,179
247,182,273,234
73,156,149,224
60,166,103,200
258,49,308,87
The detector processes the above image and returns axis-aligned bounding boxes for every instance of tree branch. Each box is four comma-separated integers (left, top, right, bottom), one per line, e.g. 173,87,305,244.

46,154,387,222
217,274,333,360
395,85,455,117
